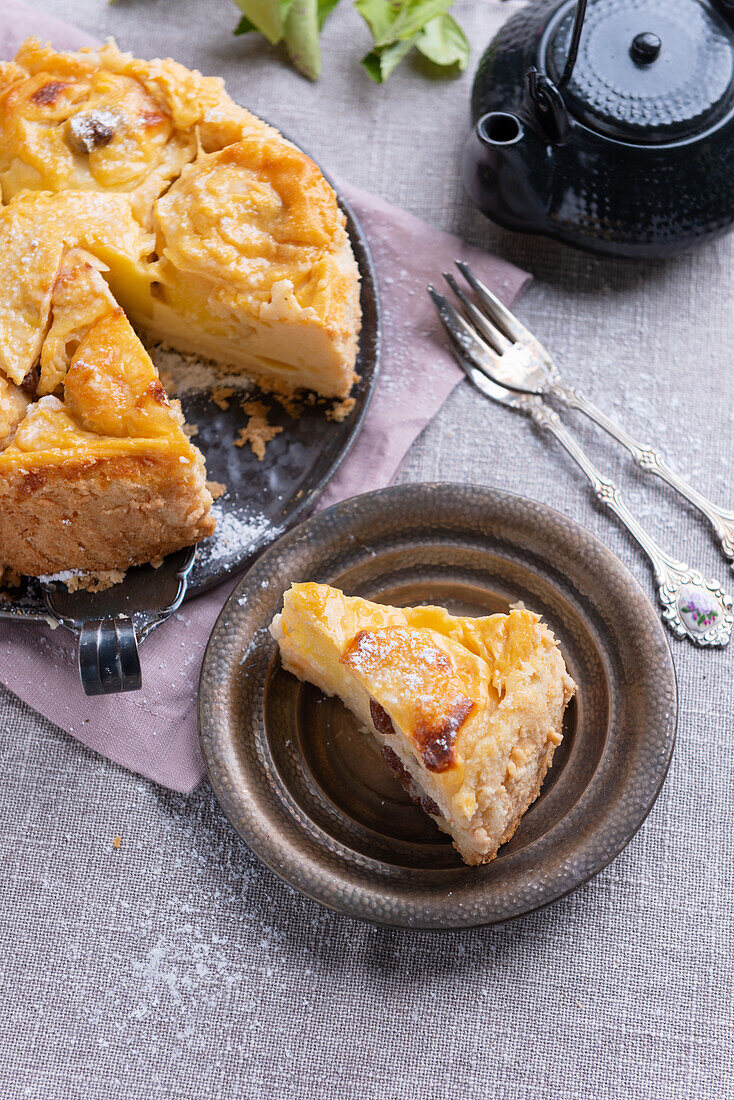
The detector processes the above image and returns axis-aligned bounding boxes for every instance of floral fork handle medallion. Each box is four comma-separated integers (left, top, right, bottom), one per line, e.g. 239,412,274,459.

528,402,733,648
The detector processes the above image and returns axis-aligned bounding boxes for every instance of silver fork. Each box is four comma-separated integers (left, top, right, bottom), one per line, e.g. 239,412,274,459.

427,283,733,648
444,261,734,568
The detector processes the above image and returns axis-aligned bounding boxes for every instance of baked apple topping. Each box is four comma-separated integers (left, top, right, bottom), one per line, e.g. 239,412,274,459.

66,110,119,154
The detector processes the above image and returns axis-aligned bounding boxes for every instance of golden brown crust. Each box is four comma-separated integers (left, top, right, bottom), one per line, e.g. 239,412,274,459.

0,190,151,387
0,368,30,447
341,627,475,773
0,244,214,576
146,137,360,398
0,37,361,398
0,38,261,224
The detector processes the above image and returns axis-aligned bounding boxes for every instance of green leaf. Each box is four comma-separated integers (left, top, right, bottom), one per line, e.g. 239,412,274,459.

361,35,416,82
354,0,401,42
317,0,341,29
382,0,455,45
233,0,466,84
233,14,258,34
232,0,294,44
355,0,455,48
284,0,323,80
415,13,469,71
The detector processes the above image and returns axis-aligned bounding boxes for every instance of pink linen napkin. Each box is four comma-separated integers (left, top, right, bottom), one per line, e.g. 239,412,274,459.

0,2,530,792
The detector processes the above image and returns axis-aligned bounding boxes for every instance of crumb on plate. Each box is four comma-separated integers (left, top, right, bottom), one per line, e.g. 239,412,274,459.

206,480,227,500
211,386,235,411
234,401,284,461
39,569,127,593
326,396,356,423
0,566,22,590
274,392,304,419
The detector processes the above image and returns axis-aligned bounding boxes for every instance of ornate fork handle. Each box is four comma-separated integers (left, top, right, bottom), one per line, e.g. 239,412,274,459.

551,381,734,564
525,398,733,647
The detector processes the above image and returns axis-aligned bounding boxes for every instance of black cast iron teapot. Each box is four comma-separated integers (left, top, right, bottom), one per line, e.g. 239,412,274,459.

463,0,734,256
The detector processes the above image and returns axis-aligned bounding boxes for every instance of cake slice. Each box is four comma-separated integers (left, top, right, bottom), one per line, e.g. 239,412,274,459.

0,248,213,577
144,138,360,398
270,583,576,865
0,189,153,389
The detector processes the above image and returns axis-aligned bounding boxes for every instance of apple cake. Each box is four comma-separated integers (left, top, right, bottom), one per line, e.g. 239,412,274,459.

270,583,576,866
0,39,361,579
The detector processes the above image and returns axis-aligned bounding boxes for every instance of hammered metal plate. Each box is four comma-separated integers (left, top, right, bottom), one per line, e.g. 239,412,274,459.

199,483,678,929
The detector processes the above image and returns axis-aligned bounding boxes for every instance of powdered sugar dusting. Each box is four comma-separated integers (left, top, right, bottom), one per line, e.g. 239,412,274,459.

37,569,80,584
152,345,257,399
195,503,279,569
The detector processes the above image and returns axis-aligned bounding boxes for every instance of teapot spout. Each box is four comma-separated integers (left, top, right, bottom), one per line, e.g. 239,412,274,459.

476,111,525,147
462,111,552,235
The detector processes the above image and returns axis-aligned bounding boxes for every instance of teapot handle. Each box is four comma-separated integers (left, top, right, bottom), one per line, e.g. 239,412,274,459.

526,68,570,142
556,0,589,89
525,0,589,142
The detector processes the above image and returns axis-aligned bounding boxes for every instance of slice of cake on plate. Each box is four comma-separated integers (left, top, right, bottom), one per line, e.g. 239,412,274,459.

270,583,576,866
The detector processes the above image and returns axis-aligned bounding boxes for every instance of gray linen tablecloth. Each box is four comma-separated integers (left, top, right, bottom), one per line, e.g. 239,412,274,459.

1,2,732,1096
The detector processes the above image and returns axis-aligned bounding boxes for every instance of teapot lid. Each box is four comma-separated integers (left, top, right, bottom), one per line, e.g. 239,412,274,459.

545,0,734,144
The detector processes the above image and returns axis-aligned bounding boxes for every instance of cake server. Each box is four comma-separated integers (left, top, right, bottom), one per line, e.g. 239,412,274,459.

428,284,733,648
0,546,196,695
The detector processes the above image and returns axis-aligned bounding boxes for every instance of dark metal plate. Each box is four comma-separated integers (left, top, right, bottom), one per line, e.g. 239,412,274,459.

198,483,678,929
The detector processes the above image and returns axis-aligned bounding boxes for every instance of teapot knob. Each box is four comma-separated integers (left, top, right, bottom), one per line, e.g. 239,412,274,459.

630,32,662,65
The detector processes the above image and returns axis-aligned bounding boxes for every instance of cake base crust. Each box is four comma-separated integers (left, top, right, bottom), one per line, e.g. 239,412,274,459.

0,449,214,575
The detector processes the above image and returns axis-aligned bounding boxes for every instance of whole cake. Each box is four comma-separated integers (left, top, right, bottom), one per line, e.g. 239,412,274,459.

0,39,361,580
270,583,576,866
